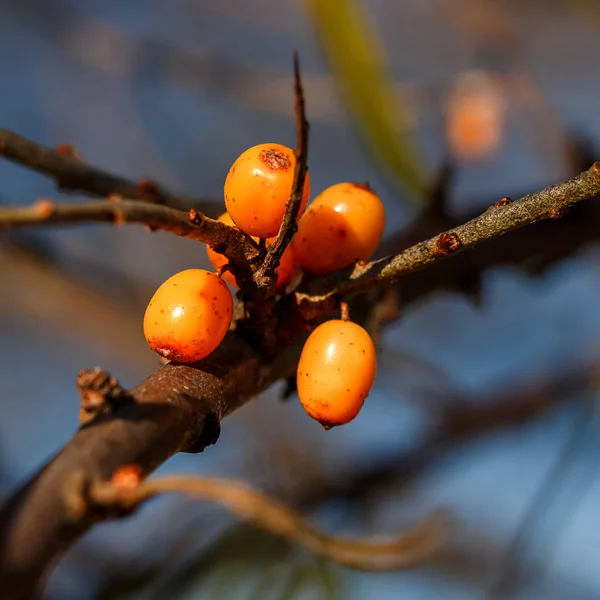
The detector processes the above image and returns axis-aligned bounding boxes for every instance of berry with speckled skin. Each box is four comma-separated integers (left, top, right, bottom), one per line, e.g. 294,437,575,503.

144,269,233,363
206,212,296,292
224,143,311,238
293,182,385,275
297,320,377,428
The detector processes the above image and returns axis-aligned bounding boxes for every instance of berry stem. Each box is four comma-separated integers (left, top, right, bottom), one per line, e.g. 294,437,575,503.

215,263,235,279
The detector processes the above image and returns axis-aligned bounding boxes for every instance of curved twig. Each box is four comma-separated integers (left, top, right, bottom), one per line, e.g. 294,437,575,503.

81,474,450,572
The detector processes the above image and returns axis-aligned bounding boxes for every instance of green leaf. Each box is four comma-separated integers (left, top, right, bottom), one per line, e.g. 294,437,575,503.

302,0,426,202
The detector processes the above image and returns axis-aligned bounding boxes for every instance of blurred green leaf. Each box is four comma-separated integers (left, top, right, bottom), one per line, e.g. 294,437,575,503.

303,0,426,202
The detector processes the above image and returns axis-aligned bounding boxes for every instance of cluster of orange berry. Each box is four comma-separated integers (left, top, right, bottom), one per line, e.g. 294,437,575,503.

143,142,385,428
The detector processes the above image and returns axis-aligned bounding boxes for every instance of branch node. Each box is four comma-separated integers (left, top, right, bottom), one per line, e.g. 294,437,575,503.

180,412,221,454
187,207,204,224
493,197,512,207
77,367,131,425
54,143,80,160
436,232,462,255
549,207,569,219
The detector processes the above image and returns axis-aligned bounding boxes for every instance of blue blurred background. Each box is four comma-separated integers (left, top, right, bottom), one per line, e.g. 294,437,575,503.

2,0,600,598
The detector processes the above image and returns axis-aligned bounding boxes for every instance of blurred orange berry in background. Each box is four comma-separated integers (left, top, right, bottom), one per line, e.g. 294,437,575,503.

446,70,506,161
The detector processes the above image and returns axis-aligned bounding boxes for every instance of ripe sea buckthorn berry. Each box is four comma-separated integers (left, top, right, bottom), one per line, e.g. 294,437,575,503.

293,182,385,276
144,269,233,363
297,320,377,428
224,143,311,238
206,212,296,292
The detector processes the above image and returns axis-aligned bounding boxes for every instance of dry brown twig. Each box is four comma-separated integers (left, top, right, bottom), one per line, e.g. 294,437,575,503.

0,127,220,215
0,198,258,266
68,472,449,572
257,52,310,287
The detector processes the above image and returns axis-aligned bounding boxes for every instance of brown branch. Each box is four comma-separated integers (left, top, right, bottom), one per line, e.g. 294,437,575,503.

0,198,257,265
76,474,449,572
257,52,310,286
0,335,299,600
2,166,600,598
298,162,600,317
0,128,220,216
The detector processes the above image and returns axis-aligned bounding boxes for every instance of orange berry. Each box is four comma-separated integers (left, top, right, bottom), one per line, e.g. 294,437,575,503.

224,143,311,238
293,182,385,276
206,212,296,292
144,269,233,363
297,320,377,428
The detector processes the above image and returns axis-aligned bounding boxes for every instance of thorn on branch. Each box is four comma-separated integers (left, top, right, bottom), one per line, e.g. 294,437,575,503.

493,197,512,207
77,367,131,425
436,232,462,255
215,263,235,280
258,51,309,287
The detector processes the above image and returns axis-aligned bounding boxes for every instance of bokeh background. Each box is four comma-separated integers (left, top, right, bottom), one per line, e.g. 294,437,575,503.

2,0,600,598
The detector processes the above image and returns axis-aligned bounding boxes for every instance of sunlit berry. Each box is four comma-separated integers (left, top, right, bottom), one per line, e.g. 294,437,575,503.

224,143,311,238
293,182,385,276
144,269,233,363
297,319,377,428
206,212,296,292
